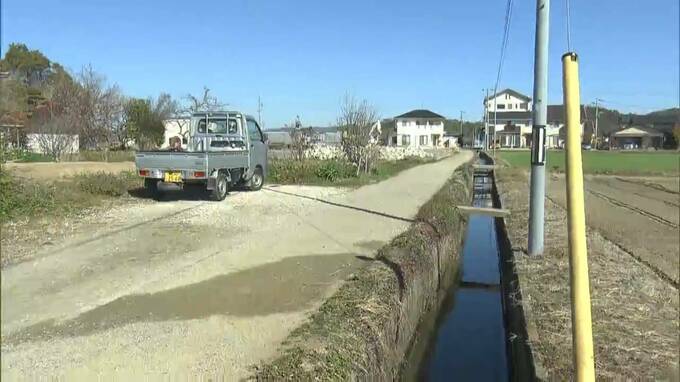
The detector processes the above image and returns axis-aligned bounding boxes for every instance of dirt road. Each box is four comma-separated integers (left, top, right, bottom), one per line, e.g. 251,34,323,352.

3,161,135,180
546,174,679,285
1,151,472,379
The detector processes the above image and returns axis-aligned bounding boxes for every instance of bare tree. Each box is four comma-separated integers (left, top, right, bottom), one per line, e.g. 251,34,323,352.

99,85,126,152
289,115,312,161
29,103,78,161
338,94,380,175
173,87,226,142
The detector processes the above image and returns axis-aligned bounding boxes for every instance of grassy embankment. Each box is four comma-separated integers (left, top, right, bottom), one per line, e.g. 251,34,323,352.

497,150,679,175
268,157,433,187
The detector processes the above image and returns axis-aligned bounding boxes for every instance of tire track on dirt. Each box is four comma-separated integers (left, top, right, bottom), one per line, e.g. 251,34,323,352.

585,188,678,229
614,176,679,195
545,195,679,289
37,203,206,259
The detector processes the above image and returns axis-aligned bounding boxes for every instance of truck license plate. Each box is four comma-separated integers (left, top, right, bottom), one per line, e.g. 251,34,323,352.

164,172,182,183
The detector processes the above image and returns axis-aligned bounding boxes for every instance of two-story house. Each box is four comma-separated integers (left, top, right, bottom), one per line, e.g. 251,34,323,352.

484,88,570,148
389,109,446,148
484,89,533,148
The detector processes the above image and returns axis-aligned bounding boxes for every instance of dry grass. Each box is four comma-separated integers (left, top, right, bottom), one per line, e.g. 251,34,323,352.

497,169,679,380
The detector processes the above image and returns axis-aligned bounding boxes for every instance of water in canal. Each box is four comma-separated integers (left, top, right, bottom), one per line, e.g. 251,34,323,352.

408,168,509,381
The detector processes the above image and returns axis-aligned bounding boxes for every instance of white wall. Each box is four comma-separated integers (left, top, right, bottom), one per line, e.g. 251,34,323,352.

486,92,531,112
26,134,79,154
395,119,445,147
162,119,190,148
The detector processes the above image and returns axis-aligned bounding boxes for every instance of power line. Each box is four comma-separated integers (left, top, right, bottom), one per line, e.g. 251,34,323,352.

565,0,573,51
492,0,515,152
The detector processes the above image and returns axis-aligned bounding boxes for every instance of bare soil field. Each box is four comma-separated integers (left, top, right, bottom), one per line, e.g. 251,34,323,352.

1,152,471,379
498,169,679,379
3,161,135,180
546,174,679,285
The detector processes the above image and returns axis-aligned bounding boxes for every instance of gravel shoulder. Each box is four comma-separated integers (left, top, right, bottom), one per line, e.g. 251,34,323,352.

1,151,472,379
498,169,679,380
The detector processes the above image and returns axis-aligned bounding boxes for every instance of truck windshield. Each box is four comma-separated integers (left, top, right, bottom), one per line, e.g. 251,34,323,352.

196,118,239,134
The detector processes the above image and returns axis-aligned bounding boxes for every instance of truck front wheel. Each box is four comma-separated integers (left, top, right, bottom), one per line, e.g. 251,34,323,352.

210,173,229,201
249,167,264,191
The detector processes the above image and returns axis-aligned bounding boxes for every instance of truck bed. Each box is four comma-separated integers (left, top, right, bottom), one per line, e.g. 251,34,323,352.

135,150,249,172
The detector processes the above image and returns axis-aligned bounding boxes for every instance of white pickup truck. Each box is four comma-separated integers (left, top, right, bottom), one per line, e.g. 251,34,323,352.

135,111,268,200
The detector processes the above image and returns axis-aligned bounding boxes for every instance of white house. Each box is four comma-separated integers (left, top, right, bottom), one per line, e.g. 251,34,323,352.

484,89,578,148
388,109,446,148
484,89,533,148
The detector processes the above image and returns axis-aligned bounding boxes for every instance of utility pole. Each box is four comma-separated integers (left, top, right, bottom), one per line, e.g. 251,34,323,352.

528,0,550,256
257,96,263,127
459,110,464,145
484,88,490,150
593,98,602,149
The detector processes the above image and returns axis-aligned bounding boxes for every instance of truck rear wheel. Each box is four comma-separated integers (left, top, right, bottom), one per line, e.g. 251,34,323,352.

210,173,229,201
144,178,162,200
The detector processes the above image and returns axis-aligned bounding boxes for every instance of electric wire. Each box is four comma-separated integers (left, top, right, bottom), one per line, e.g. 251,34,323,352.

491,0,515,150
565,0,573,51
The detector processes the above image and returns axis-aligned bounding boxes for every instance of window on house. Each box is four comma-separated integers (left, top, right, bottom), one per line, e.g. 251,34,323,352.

508,104,513,110
419,135,428,145
520,102,528,109
416,120,425,126
401,135,411,146
505,94,510,99
497,104,506,109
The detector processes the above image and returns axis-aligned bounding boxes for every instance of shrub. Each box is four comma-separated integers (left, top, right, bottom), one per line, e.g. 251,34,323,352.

74,171,141,196
315,160,356,182
0,171,57,222
63,150,135,162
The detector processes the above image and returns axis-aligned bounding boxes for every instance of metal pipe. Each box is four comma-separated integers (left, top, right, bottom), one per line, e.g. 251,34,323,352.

563,52,596,381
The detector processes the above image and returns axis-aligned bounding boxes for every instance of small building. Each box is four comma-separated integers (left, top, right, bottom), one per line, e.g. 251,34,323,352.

612,126,664,149
388,109,446,148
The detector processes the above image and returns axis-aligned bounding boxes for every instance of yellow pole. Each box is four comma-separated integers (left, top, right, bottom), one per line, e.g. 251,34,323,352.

562,52,596,381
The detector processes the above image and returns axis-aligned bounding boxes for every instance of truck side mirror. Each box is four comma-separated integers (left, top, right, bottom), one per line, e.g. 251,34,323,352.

263,133,269,143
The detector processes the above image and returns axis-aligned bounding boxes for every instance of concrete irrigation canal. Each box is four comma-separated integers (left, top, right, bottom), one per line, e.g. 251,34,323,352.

404,155,535,381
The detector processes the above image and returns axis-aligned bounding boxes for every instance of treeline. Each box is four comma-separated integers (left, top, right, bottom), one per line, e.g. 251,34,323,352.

0,43,222,159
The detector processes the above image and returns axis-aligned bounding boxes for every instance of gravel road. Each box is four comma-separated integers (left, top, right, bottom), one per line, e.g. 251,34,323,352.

1,151,472,379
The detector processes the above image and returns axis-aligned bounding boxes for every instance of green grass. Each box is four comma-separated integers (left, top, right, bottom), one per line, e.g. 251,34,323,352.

11,152,54,163
498,150,679,175
268,157,432,187
66,150,135,162
0,170,142,223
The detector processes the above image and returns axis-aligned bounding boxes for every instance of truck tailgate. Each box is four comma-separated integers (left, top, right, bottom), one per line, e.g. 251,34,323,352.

135,152,206,171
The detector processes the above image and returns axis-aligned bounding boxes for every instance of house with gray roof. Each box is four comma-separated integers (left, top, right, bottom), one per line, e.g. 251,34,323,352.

386,109,447,148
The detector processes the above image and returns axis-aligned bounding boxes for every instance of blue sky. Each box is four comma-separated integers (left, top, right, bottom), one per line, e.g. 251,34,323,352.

2,0,678,128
